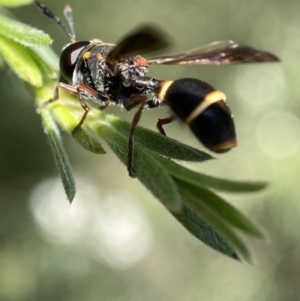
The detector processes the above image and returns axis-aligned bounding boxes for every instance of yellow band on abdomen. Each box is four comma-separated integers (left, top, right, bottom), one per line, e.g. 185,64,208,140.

185,90,227,124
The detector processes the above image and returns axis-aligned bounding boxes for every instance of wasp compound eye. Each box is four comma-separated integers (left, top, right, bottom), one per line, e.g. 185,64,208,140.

60,41,90,81
163,78,237,152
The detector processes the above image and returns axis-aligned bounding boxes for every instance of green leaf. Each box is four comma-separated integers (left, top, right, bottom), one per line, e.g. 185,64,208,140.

30,80,266,260
171,205,240,260
0,51,4,68
0,14,52,47
0,0,33,7
175,179,266,239
0,1,268,262
30,46,58,80
41,107,76,202
44,97,182,211
92,122,183,212
93,111,213,162
73,128,106,154
34,87,106,154
179,186,253,263
0,35,43,86
154,154,268,193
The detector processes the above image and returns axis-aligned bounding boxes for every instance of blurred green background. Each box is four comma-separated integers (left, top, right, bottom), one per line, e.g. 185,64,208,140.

1,0,300,300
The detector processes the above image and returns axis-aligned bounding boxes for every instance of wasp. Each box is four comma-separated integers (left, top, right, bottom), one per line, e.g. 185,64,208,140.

36,1,279,177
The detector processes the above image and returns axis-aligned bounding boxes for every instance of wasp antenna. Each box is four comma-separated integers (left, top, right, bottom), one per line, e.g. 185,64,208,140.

63,4,76,42
35,1,75,42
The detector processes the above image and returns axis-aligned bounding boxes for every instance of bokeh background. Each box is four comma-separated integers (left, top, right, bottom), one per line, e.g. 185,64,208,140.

1,0,300,300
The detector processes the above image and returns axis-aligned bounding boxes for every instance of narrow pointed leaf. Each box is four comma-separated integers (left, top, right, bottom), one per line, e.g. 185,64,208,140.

31,81,263,260
0,0,33,6
30,47,57,80
96,111,213,162
91,120,182,211
179,186,253,263
34,85,107,154
0,52,4,68
175,179,265,239
44,97,182,211
172,205,240,260
73,128,106,154
41,108,76,202
31,45,59,72
46,100,106,154
154,154,268,193
0,14,52,47
0,36,43,86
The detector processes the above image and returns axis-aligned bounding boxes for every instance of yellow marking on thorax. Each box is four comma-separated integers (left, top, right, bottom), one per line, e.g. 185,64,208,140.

82,51,91,60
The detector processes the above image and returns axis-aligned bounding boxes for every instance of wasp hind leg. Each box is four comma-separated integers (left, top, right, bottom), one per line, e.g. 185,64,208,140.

156,115,175,136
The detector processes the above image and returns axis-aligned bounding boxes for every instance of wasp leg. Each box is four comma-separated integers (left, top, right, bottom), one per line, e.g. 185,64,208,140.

127,95,148,178
36,82,78,113
156,115,175,136
99,100,111,111
72,82,105,135
37,79,105,136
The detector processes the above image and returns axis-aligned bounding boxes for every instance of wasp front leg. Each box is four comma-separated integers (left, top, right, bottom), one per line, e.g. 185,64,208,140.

121,77,167,177
120,78,156,177
126,93,169,177
36,80,78,114
37,78,107,137
124,94,151,178
71,82,106,135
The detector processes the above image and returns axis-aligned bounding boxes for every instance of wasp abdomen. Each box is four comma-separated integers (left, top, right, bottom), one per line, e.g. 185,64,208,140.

162,78,237,152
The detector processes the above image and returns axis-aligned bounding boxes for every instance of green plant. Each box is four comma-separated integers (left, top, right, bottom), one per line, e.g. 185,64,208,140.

0,0,269,263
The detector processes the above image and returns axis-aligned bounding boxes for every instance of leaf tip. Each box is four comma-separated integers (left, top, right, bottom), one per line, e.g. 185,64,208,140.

231,252,241,261
67,194,75,204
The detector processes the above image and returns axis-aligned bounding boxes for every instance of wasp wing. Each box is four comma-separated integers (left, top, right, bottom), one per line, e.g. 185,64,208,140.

107,24,169,61
147,40,279,65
